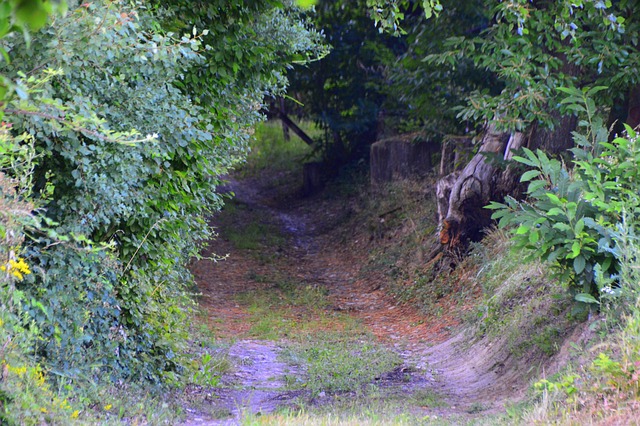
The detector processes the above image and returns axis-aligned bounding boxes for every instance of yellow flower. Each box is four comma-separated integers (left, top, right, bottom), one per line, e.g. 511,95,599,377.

104,404,112,411
1,258,31,281
71,410,79,419
7,365,27,377
40,407,48,413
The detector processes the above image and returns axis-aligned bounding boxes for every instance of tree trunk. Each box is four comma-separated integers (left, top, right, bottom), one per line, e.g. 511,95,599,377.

627,84,640,129
436,113,577,250
437,126,517,247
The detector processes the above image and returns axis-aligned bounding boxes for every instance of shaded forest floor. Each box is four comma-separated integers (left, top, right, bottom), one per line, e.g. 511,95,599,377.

181,168,543,425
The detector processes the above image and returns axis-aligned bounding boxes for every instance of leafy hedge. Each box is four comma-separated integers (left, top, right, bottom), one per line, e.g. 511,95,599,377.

0,0,326,393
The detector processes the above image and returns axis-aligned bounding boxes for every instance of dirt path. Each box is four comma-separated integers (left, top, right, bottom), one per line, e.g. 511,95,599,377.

184,176,526,424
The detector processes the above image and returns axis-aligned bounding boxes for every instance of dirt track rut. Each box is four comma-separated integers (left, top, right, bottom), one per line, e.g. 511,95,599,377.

184,177,525,424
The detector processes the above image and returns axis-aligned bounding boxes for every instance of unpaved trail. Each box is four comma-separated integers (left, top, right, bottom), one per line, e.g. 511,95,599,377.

184,176,527,424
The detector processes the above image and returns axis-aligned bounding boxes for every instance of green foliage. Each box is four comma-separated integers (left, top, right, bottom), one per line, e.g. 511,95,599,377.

0,131,83,425
0,0,326,400
488,87,640,305
286,0,404,166
526,218,640,423
189,353,222,388
388,1,495,138
374,0,640,139
367,0,442,35
429,1,638,132
534,374,580,401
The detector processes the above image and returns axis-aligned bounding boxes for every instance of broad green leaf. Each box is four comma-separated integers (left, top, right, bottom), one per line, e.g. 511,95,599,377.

520,169,541,182
557,86,583,96
573,255,586,274
528,178,548,192
512,155,538,167
546,193,562,205
485,201,507,210
574,293,599,304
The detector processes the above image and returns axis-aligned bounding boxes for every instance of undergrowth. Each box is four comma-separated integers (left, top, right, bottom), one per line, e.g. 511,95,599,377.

521,221,640,424
470,228,575,358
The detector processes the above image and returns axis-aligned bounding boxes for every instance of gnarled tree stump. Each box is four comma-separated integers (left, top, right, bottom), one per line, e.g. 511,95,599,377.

437,127,525,248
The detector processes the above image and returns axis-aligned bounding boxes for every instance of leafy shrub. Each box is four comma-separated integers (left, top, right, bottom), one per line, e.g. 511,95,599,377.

488,86,640,306
0,132,82,425
0,0,327,387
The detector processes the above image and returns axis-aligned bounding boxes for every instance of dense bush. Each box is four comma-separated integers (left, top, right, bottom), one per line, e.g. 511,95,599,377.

0,0,326,391
488,87,640,306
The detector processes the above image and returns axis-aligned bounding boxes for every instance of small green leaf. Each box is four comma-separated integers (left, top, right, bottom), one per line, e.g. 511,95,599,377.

520,169,541,182
547,207,564,216
546,193,562,205
295,0,317,7
512,155,538,167
571,241,581,258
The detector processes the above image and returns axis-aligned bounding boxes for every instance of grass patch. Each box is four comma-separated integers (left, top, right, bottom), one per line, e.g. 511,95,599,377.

226,221,283,250
241,120,320,177
219,200,286,252
240,395,514,425
235,280,330,313
241,403,436,426
280,331,402,396
239,297,360,340
411,388,449,408
234,277,359,340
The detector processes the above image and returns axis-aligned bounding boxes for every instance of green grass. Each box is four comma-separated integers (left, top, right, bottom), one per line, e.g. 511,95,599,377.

235,280,329,313
411,389,449,408
219,200,286,252
234,278,358,340
239,395,515,426
226,221,284,250
280,331,402,396
233,272,403,397
241,120,320,176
